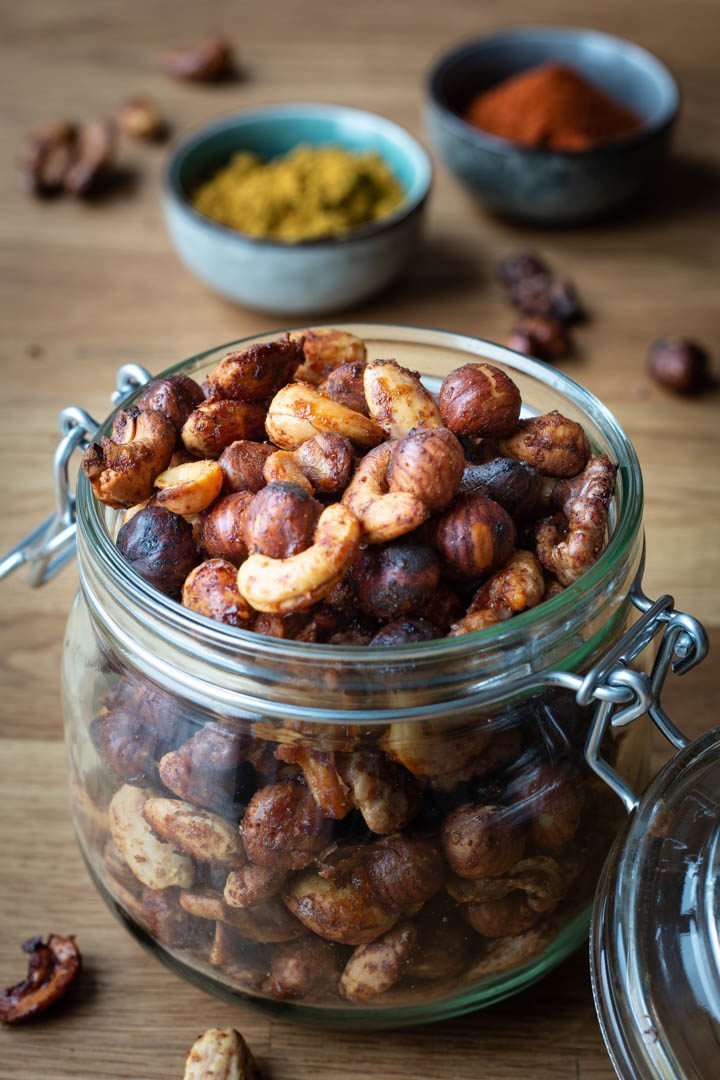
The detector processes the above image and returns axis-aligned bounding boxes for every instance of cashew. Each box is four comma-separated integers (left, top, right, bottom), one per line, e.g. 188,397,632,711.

289,327,367,384
108,784,194,890
363,359,442,438
82,409,175,509
449,550,545,636
142,797,244,867
265,383,383,450
342,442,429,544
154,459,223,515
224,864,287,908
179,889,303,942
237,503,360,614
282,865,398,945
263,450,315,494
339,922,417,1002
183,1028,259,1080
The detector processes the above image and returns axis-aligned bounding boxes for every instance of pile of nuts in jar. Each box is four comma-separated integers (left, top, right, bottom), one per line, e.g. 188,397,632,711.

73,330,629,1007
82,328,617,641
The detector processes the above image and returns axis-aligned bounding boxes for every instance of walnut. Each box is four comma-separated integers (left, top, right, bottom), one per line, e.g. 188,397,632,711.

439,363,522,438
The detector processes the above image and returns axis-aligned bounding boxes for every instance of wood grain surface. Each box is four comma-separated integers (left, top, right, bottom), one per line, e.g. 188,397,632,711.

0,0,718,1077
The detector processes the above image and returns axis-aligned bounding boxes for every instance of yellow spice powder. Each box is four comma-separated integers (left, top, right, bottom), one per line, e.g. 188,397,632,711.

191,144,405,243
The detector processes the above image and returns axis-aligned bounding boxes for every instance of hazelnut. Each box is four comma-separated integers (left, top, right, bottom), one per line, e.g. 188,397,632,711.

318,360,370,416
17,120,77,197
135,374,204,432
439,363,522,438
442,804,525,879
241,780,332,870
63,119,116,198
520,764,584,850
497,251,550,288
499,411,590,478
199,492,253,564
506,316,572,362
242,482,322,559
116,98,166,141
162,37,235,82
429,493,516,580
369,618,439,646
357,542,440,620
206,339,304,404
182,558,253,626
268,937,340,1000
116,505,198,596
294,433,355,494
388,427,464,513
458,457,542,520
464,892,541,937
648,338,711,395
219,440,275,493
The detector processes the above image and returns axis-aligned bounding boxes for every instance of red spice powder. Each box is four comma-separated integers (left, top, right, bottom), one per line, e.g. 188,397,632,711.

464,63,643,151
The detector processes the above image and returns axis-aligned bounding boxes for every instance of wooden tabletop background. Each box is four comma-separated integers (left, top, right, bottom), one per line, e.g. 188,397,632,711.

1,1,718,1077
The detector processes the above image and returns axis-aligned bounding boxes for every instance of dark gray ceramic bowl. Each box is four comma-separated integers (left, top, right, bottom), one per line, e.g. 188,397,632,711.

425,26,679,224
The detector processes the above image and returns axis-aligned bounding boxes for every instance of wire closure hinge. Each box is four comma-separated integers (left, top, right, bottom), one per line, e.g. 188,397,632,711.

0,364,152,587
575,572,709,812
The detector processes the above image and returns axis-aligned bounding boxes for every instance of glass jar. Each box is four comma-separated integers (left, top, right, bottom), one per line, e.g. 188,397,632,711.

4,326,706,1031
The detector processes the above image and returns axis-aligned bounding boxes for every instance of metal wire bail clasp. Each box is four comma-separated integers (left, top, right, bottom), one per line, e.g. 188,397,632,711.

580,556,709,812
0,363,152,587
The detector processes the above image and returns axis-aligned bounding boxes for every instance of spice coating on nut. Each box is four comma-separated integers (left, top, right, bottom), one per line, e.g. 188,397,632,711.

439,363,522,438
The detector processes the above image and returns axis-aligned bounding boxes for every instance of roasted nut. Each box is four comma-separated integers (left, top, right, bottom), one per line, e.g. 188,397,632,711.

449,550,545,636
648,337,711,394
182,399,267,458
464,892,543,937
282,855,397,946
339,922,416,1002
135,374,204,432
265,382,384,450
116,505,198,596
180,889,302,942
238,502,360,614
108,784,195,889
369,618,438,646
108,877,201,949
498,411,590,478
96,704,158,781
367,835,444,911
0,935,81,1024
290,327,367,384
356,542,440,620
498,251,550,289
534,455,617,586
442,804,525,879
267,937,340,1000
294,433,355,494
17,121,77,196
116,97,166,141
224,864,287,908
446,856,567,910
64,119,115,197
406,903,468,980
364,358,442,438
83,408,175,508
243,482,322,559
199,492,253,565
439,363,522,438
342,752,421,834
506,316,572,362
464,921,556,980
158,724,248,814
143,796,243,866
219,440,275,493
319,360,369,415
263,450,314,494
163,37,235,82
499,252,583,324
342,441,429,544
429,493,516,580
241,780,332,870
519,764,585,850
381,720,492,791
458,456,541,520
275,746,352,819
154,459,223,515
388,427,465,513
182,558,254,626
206,339,304,403
182,1028,258,1080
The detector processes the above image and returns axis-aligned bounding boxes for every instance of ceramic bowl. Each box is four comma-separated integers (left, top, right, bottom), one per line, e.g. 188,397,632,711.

163,104,432,315
425,26,679,224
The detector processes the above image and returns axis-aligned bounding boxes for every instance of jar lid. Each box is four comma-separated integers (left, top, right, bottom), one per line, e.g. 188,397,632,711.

591,726,720,1078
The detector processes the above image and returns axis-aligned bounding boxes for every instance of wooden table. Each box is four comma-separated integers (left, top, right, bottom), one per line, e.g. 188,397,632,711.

1,1,718,1076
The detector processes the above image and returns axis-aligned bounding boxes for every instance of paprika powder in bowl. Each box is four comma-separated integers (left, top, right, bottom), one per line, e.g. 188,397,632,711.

425,26,679,224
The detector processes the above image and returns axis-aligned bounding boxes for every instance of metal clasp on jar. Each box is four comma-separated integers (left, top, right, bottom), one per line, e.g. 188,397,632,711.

0,363,151,586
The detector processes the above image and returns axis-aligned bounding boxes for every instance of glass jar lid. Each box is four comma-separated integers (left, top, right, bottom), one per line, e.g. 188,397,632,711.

591,726,720,1079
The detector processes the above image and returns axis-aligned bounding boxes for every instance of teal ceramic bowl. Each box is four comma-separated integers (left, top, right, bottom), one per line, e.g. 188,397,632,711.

163,104,432,315
425,27,679,224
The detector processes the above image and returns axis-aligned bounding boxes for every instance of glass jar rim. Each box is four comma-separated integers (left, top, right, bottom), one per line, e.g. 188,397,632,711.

76,324,643,667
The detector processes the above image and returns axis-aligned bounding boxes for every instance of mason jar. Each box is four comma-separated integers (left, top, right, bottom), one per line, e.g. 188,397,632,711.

2,326,707,1040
